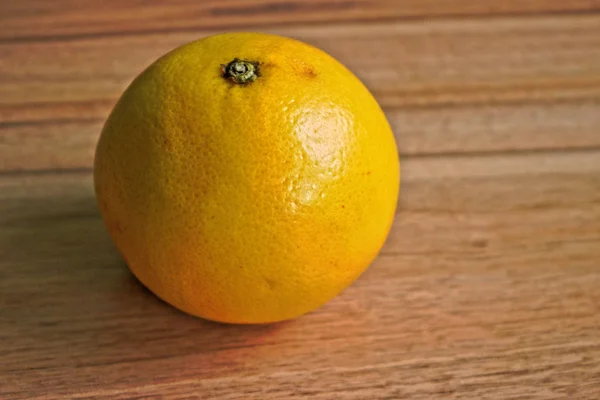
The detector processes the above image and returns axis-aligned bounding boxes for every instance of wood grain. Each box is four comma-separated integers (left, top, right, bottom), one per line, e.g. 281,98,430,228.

2,15,600,171
4,15,600,113
2,151,600,399
2,0,600,398
3,100,600,172
2,0,599,41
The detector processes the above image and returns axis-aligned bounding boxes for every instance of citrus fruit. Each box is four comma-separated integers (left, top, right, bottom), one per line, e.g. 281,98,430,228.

94,32,400,324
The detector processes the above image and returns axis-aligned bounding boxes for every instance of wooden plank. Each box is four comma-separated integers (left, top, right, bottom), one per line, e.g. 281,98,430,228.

0,120,99,172
2,15,600,171
391,100,600,156
1,150,600,399
2,100,600,172
2,15,600,118
1,0,599,41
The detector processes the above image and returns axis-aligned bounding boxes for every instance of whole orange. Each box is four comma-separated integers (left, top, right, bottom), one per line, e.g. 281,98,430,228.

94,32,399,324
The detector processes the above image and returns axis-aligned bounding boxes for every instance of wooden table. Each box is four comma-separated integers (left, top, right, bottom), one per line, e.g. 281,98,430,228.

2,1,600,398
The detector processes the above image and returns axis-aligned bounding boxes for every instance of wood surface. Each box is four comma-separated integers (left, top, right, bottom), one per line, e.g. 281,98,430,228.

2,0,599,41
1,1,599,399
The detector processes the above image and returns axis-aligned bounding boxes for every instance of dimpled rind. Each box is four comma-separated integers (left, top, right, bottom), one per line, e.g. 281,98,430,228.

94,32,400,324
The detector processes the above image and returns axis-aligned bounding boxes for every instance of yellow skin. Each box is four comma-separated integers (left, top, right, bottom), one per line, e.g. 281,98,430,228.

94,32,399,324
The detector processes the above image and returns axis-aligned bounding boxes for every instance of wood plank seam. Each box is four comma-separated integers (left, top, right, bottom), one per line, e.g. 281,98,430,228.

2,8,600,44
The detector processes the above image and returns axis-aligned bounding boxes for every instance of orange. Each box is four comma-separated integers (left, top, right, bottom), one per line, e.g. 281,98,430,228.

94,32,399,324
